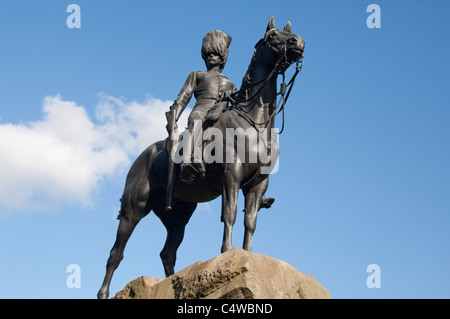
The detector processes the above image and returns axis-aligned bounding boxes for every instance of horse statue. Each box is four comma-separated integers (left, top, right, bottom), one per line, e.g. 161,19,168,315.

98,16,305,299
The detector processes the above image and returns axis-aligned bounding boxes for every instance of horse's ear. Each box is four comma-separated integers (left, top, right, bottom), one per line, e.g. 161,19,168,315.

266,16,275,32
283,21,292,33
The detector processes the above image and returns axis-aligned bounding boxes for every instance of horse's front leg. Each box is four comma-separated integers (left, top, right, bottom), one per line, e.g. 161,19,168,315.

242,178,269,251
221,164,241,253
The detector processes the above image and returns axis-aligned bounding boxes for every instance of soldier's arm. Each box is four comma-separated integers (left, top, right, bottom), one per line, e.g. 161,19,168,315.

170,71,197,122
226,81,238,104
231,82,237,94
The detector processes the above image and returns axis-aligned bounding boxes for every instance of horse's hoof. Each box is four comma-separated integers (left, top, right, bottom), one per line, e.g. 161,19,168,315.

221,244,233,254
97,290,109,299
260,197,275,209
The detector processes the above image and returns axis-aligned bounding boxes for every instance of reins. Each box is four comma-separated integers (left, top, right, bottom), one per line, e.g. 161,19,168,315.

228,47,303,134
276,59,302,133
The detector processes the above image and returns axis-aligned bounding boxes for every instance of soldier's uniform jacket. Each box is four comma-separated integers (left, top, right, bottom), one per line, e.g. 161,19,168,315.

170,69,236,124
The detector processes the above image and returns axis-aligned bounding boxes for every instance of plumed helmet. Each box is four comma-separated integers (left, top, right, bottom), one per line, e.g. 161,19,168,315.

201,30,232,71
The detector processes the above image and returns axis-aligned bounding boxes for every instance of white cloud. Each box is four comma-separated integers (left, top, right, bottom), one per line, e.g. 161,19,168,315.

0,94,189,212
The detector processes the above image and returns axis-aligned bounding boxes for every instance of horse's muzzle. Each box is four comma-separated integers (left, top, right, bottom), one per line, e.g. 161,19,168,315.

286,35,305,63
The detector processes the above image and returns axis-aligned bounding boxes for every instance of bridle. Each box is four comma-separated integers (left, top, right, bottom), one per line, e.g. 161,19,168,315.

228,33,303,134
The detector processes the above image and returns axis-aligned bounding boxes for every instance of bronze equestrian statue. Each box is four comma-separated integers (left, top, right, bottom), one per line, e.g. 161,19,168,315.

98,17,304,299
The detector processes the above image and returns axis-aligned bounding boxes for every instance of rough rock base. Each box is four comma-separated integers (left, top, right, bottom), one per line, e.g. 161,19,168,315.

114,248,331,299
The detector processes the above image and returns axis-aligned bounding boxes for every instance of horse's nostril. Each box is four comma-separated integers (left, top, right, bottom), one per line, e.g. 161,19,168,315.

289,37,298,43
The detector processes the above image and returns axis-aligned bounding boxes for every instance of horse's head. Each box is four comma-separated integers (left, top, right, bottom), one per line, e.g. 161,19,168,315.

255,16,305,73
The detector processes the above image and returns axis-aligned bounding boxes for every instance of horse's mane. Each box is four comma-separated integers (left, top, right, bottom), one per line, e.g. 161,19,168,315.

202,38,265,130
234,38,267,103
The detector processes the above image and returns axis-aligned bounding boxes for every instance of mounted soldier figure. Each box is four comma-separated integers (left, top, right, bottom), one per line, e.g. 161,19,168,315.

98,17,304,299
167,30,235,182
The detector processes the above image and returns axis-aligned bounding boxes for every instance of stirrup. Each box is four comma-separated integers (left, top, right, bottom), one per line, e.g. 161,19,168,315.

180,162,205,184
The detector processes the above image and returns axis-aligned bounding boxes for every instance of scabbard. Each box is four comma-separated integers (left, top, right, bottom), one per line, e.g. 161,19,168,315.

165,111,178,213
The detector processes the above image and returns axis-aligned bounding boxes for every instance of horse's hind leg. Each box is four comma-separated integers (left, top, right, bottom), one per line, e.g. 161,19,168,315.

97,193,149,299
157,201,196,277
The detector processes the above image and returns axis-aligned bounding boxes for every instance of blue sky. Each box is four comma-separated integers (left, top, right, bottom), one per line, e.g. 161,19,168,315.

0,0,449,299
